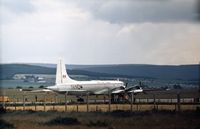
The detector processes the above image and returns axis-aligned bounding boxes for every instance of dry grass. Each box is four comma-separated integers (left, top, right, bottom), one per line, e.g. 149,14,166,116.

1,109,200,129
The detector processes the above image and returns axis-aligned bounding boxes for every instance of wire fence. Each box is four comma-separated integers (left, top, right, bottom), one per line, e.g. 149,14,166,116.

1,92,200,112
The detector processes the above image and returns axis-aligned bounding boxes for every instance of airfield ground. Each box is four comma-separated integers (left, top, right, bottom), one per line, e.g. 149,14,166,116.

0,88,200,129
1,110,200,129
1,88,199,102
1,88,200,112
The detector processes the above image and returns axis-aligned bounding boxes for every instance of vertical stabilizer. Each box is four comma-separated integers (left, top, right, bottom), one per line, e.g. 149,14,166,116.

56,59,75,85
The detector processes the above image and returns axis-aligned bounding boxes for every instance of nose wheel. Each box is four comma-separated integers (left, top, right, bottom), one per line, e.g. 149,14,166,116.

77,97,84,102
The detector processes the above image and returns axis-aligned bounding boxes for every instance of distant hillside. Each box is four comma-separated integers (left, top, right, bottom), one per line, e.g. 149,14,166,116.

0,64,143,80
29,63,99,70
79,64,199,80
0,64,199,80
0,64,56,80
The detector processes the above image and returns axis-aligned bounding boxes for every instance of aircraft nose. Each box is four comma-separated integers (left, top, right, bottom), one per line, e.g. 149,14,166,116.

46,85,58,91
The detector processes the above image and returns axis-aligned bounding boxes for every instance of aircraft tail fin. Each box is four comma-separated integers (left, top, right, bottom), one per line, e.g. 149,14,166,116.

56,59,75,85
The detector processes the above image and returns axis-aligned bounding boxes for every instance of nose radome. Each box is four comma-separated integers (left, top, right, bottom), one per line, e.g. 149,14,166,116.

47,85,58,91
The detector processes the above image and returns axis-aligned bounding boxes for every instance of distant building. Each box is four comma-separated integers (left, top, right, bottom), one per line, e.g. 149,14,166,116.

13,74,46,83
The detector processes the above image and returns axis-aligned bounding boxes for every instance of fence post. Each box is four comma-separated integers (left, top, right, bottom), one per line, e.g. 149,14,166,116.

65,92,68,112
53,94,56,110
35,95,37,111
153,94,156,110
136,97,139,111
95,95,98,112
177,92,181,112
131,93,133,111
103,94,106,103
23,92,25,110
76,102,79,112
108,91,111,112
44,93,46,112
86,92,89,112
13,95,16,111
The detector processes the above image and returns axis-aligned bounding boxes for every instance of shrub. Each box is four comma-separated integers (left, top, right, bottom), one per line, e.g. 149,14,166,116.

0,119,14,129
87,120,110,127
16,86,22,89
38,85,44,89
110,110,132,117
0,106,6,114
45,116,80,125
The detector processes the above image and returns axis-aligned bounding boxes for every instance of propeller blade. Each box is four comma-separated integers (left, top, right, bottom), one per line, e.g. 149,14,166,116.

125,82,128,88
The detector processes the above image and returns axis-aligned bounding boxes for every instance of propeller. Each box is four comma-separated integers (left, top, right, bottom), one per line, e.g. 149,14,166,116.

125,82,128,88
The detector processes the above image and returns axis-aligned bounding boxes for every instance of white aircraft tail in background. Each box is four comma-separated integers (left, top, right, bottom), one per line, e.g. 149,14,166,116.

56,59,75,85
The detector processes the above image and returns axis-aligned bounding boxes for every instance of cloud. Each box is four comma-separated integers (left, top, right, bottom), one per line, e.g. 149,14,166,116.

75,0,199,23
0,0,200,65
0,0,34,13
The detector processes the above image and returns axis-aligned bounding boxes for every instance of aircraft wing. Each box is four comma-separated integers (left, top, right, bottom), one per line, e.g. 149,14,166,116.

30,89,54,93
20,88,54,93
93,88,125,95
93,88,109,95
125,86,143,94
111,87,125,94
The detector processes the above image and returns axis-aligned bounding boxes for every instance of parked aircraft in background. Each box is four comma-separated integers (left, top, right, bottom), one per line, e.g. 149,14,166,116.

46,59,126,95
22,59,146,101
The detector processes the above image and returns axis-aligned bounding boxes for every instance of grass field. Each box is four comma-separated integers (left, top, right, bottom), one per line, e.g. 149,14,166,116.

1,88,199,103
1,88,200,112
1,89,200,129
1,109,200,129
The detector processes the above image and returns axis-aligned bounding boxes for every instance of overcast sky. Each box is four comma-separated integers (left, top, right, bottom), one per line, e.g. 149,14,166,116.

0,0,200,65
